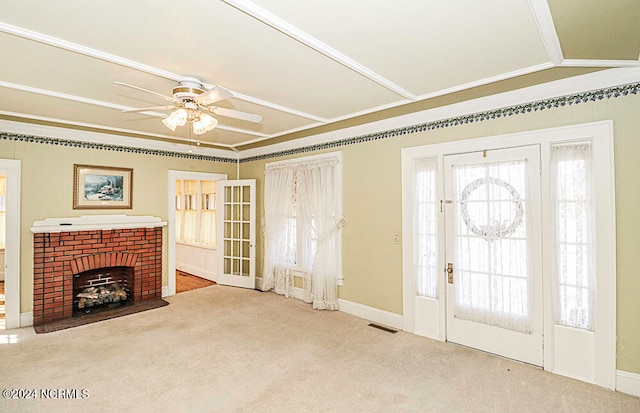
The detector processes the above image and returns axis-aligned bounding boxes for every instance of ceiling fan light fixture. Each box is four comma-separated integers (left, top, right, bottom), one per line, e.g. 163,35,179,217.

200,112,218,130
162,108,188,131
192,113,218,135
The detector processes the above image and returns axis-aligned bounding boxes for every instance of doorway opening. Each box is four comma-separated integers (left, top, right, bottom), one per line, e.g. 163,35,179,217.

168,171,227,296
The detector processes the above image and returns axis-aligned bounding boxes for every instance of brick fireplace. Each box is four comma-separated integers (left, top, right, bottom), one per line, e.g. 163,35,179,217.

31,216,167,328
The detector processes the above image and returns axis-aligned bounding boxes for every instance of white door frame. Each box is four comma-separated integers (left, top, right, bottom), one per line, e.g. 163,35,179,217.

167,170,227,297
401,120,616,388
0,159,21,329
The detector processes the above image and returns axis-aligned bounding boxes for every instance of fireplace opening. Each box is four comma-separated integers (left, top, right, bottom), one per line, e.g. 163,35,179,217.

73,266,134,317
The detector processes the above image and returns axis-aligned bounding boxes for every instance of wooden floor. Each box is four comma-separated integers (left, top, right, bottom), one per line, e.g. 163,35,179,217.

0,281,5,330
176,271,216,294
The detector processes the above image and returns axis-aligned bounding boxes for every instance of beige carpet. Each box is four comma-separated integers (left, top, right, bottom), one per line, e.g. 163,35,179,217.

1,285,638,413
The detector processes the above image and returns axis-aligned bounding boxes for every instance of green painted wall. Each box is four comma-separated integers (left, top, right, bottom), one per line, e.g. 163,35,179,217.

0,139,237,315
240,93,640,374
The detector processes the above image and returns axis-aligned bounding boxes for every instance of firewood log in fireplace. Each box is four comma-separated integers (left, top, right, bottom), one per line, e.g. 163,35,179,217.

76,282,128,309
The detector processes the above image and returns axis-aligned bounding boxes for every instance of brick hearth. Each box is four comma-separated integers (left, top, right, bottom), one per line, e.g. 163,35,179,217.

31,216,165,326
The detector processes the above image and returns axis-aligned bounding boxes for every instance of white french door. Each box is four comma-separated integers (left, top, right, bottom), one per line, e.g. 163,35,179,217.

443,145,543,366
216,180,256,289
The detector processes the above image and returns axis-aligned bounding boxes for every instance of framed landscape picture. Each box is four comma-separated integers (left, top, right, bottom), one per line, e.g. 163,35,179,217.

73,164,133,209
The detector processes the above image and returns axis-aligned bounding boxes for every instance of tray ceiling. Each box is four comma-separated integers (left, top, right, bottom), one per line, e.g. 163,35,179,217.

0,0,639,153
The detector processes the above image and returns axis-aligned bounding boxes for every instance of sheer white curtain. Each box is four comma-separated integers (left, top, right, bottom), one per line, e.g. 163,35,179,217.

262,167,296,297
414,158,438,298
297,158,346,310
452,160,532,333
262,154,345,310
551,142,595,331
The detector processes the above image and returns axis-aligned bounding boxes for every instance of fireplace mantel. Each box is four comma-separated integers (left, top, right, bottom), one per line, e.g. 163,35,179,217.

31,215,167,233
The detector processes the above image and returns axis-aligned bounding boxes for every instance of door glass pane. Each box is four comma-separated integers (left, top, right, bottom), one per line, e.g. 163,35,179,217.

242,259,250,277
242,241,250,258
552,143,594,330
242,204,250,222
242,185,250,202
452,160,532,333
414,158,438,298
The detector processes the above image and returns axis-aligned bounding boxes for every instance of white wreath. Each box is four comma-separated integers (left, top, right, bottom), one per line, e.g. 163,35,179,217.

459,176,524,240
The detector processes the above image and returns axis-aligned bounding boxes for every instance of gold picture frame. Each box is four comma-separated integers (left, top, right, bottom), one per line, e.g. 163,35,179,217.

73,164,133,209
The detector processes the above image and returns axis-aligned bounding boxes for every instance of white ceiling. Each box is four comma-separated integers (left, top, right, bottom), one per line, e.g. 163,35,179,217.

0,0,639,152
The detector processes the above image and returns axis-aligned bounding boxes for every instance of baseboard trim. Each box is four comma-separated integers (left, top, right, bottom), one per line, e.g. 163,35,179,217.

616,370,640,397
20,311,33,327
337,298,404,330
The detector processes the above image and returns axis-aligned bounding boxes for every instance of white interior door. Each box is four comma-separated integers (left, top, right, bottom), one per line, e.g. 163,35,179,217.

444,145,543,366
216,180,256,289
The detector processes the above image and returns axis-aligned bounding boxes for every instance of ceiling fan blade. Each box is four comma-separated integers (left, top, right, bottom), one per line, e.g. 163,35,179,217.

204,106,262,123
114,81,180,103
197,85,233,106
121,105,177,113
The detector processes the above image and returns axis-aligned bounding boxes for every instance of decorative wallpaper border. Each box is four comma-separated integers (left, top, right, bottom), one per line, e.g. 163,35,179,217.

0,132,238,164
2,81,639,164
240,81,640,163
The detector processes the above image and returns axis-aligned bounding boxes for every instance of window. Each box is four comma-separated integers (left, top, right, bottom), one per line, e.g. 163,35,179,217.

551,142,595,331
414,158,438,298
285,177,318,271
175,179,217,248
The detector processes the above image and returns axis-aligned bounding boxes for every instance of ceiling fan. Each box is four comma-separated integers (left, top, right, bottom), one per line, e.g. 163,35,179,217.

115,78,262,135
